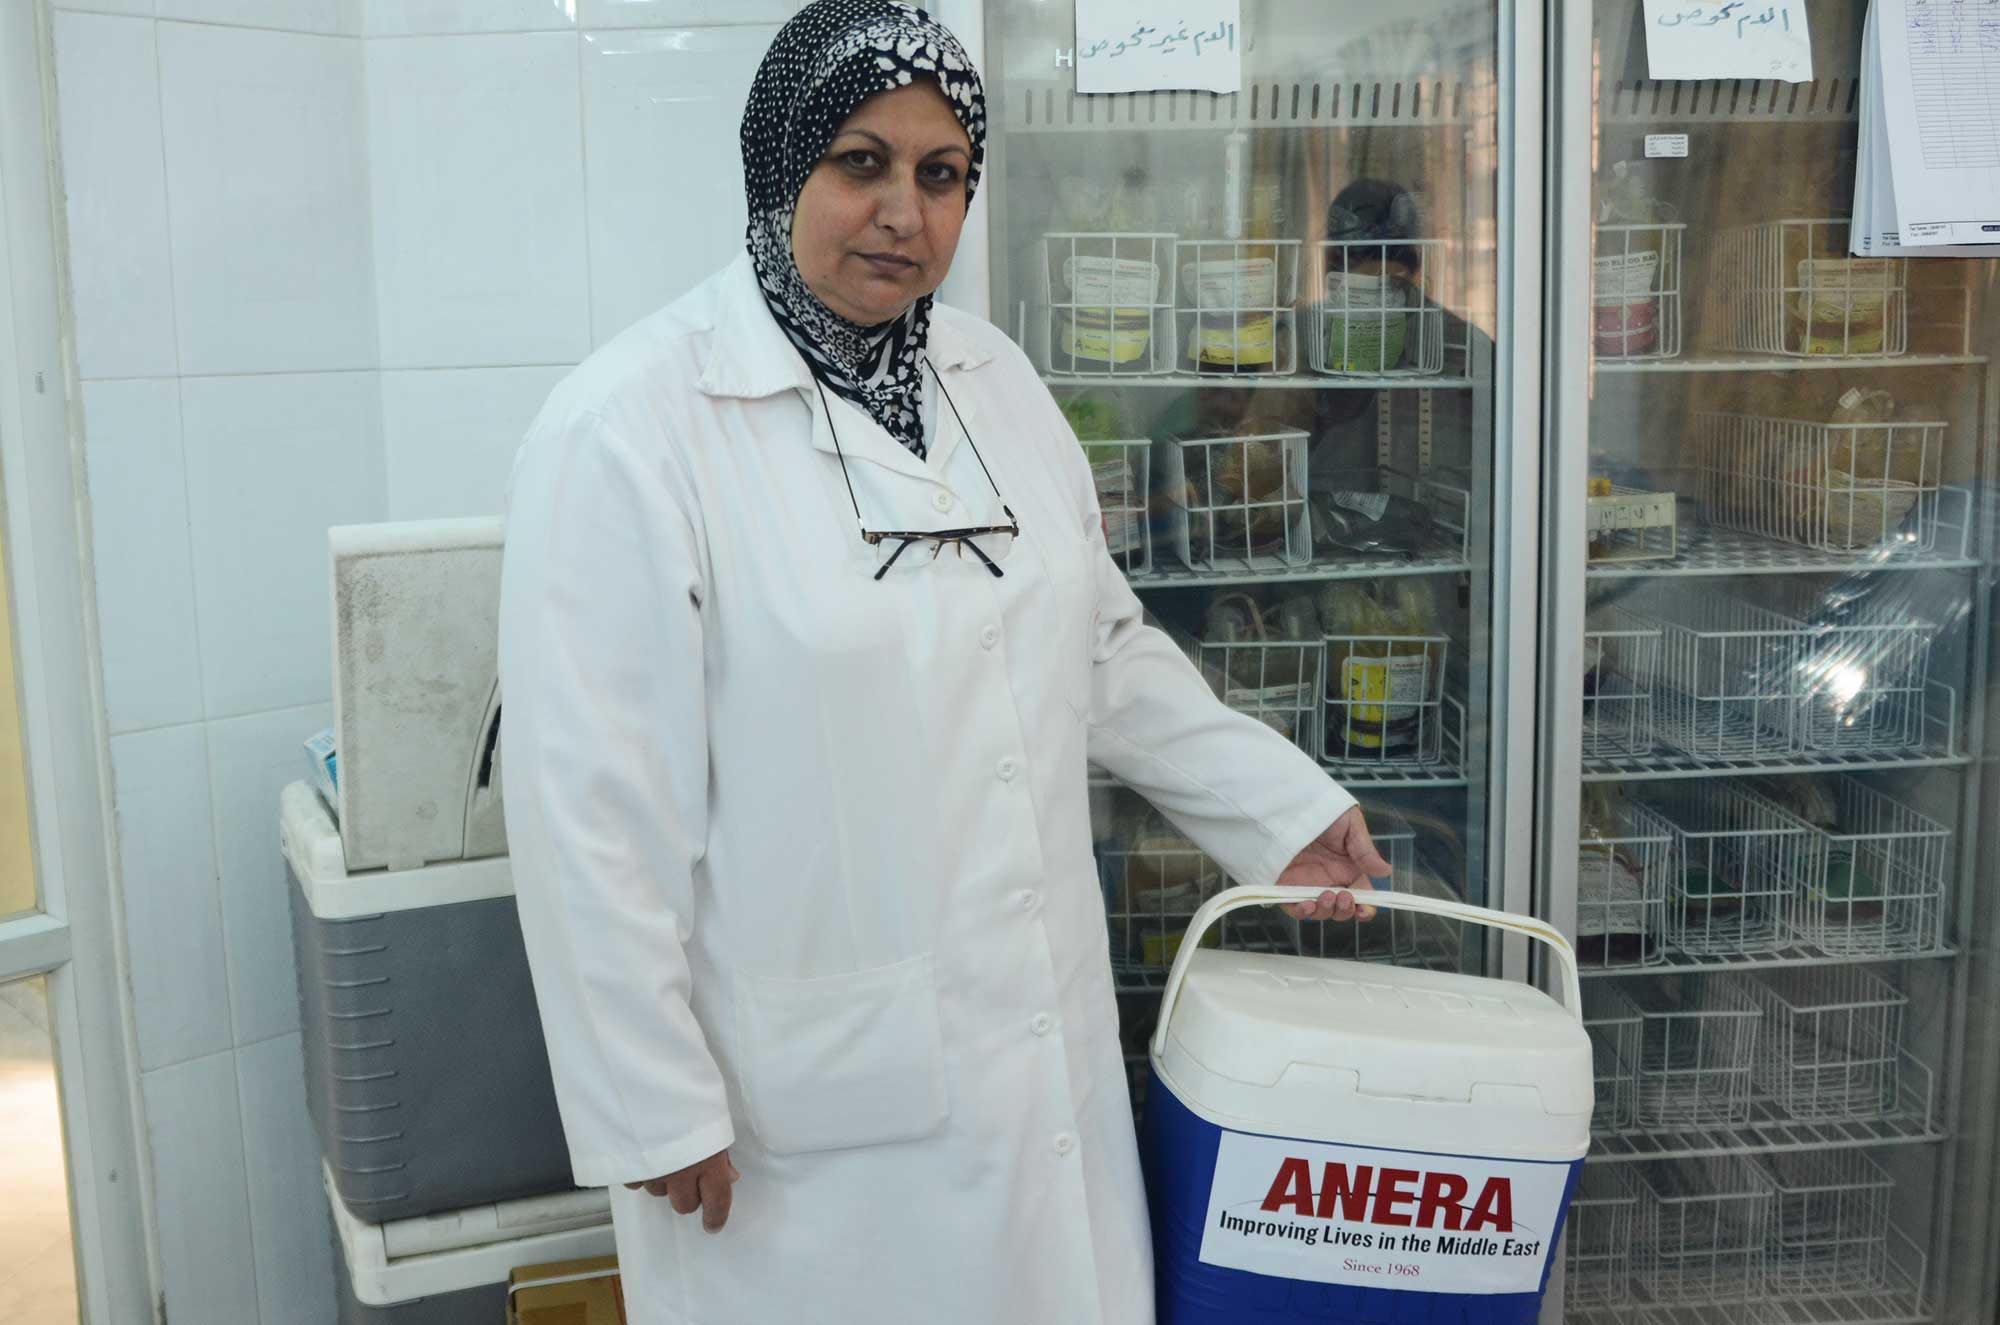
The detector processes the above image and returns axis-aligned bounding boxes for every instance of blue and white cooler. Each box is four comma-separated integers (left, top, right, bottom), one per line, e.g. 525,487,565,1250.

1142,887,1593,1324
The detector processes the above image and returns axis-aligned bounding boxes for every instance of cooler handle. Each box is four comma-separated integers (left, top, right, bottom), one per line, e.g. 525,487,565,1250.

1149,885,1584,1060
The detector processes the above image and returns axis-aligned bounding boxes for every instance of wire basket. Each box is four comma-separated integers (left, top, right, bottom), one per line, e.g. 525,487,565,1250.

1098,839,1297,984
1307,239,1447,376
1577,796,1674,969
1321,635,1451,766
1162,430,1312,571
1756,1150,1895,1296
1569,1164,1643,1307
1583,607,1663,757
1039,233,1179,376
1745,966,1906,1122
1198,636,1324,757
1633,585,1803,759
1642,783,1811,956
1633,1155,1774,1303
1690,412,1945,554
1080,439,1153,575
1626,975,1763,1127
1595,222,1686,361
1790,778,1951,957
1708,219,1907,358
1583,983,1643,1132
1175,239,1301,376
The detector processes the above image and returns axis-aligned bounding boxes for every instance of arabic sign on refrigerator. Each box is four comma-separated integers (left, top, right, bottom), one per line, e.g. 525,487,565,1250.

1073,0,1242,93
1641,0,1813,82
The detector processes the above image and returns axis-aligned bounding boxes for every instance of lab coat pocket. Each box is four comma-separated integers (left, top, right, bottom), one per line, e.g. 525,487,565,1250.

736,953,949,1156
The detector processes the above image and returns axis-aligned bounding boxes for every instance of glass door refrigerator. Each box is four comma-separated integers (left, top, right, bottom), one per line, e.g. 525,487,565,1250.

948,0,1546,1122
1546,2,2000,1322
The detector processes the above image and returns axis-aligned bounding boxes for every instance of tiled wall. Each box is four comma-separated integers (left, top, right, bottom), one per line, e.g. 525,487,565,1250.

50,1,797,1318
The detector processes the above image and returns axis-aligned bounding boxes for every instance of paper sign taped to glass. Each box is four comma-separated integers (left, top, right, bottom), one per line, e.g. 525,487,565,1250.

1074,0,1242,94
1642,1,1812,83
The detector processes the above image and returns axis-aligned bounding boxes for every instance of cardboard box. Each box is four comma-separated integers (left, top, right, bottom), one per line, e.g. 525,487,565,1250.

507,1256,625,1324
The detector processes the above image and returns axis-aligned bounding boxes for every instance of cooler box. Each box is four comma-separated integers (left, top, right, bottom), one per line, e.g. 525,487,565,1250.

282,780,577,1222
1143,887,1593,1325
327,1162,614,1323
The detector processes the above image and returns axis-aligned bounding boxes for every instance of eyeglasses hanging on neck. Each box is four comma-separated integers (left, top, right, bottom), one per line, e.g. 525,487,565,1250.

815,362,1021,581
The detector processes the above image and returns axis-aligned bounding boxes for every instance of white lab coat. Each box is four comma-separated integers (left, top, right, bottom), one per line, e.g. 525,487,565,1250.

498,252,1355,1325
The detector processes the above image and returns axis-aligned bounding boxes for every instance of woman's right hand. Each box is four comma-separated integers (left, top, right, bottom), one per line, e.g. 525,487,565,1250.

625,1150,740,1233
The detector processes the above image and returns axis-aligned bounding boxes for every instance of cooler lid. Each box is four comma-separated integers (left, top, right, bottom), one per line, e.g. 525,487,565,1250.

1164,949,1594,1117
282,780,513,920
326,1162,612,1307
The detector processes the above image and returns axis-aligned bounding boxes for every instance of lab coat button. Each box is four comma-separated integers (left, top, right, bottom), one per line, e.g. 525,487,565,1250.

996,757,1018,781
1031,1013,1054,1037
1017,889,1039,911
1053,1133,1077,1157
979,624,999,650
932,490,953,512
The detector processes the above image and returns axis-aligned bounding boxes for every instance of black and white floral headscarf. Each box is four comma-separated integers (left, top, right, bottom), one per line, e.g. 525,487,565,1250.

740,0,986,459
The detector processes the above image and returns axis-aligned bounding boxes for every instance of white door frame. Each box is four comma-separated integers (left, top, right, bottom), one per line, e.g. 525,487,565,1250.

0,4,156,1321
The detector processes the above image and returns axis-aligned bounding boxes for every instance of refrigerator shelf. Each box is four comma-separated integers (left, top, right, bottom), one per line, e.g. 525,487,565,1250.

1589,1051,1941,1161
1586,488,1977,579
1580,941,1955,975
1584,680,1961,782
1126,548,1470,588
1042,373,1478,390
1597,354,1985,374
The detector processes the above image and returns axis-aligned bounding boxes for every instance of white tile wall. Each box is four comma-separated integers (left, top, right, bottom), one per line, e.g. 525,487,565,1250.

209,704,334,1045
55,8,798,1320
236,1034,338,1325
363,0,576,37
179,372,386,718
157,22,375,375
366,32,590,368
580,25,773,345
382,365,570,519
140,1051,261,1324
156,0,363,36
110,725,232,1073
80,379,204,734
50,0,155,15
578,0,800,28
50,11,178,380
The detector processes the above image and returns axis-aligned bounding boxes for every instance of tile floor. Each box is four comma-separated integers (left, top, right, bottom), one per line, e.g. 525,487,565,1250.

0,978,80,1323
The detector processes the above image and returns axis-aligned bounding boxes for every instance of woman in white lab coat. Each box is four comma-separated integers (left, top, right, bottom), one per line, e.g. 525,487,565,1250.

498,3,1387,1321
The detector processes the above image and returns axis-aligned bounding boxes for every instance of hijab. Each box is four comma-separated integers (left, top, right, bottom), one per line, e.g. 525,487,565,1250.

740,1,986,459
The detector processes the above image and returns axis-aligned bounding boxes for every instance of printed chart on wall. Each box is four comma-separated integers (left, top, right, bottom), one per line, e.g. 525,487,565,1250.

1851,0,2000,253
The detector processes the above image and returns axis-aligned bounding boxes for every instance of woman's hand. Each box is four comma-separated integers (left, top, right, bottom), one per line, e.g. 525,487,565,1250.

1276,805,1390,922
625,1150,740,1233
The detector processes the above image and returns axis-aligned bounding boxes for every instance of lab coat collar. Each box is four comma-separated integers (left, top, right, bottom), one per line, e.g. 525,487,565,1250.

698,252,992,482
696,251,993,402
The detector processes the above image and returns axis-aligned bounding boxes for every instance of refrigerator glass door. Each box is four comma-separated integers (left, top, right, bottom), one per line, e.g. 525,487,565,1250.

979,0,1526,1118
1547,1,2000,1319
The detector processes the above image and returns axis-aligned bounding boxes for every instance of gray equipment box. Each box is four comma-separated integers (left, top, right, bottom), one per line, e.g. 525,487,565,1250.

326,1161,612,1323
284,780,574,1222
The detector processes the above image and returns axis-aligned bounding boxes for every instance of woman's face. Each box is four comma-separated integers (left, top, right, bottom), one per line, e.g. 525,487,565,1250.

790,81,973,325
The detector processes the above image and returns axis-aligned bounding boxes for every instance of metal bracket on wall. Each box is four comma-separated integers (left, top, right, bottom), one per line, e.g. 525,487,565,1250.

1419,390,1434,473
1376,392,1393,468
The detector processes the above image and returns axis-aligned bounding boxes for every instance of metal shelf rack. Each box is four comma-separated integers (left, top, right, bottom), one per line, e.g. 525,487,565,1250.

1587,489,1978,579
